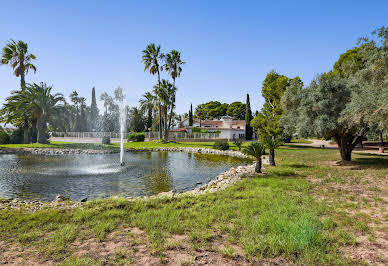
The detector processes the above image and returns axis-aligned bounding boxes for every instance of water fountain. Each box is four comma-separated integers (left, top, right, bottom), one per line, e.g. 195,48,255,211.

118,90,126,166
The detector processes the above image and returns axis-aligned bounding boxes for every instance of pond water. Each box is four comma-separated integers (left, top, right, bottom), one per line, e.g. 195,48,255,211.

0,151,248,201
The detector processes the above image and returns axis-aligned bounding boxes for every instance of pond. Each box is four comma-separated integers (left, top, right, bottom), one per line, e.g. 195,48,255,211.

0,151,249,201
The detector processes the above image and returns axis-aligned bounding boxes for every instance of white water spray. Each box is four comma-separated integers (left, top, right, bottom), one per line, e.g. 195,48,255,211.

119,98,126,166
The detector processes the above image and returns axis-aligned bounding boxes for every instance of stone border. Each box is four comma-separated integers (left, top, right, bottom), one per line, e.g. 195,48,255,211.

0,147,261,211
0,147,117,155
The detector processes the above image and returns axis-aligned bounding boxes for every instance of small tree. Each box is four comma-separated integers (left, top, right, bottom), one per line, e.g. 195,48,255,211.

262,136,282,166
245,94,253,140
242,142,266,173
189,104,193,126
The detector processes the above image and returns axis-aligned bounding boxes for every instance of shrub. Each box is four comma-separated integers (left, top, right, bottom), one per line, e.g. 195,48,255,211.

233,139,243,151
192,127,201,133
9,128,23,144
102,136,111,144
279,132,292,143
0,130,10,144
213,140,229,150
128,132,145,142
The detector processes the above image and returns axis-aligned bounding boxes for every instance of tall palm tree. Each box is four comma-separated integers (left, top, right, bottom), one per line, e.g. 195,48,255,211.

25,83,65,143
139,91,155,130
1,40,37,88
163,50,185,129
142,43,163,138
153,79,173,140
242,142,266,173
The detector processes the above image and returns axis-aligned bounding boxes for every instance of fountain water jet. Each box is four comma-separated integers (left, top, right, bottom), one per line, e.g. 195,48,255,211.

119,96,126,166
114,86,127,166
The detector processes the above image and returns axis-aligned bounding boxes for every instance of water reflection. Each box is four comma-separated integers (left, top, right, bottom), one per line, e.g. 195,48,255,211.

0,152,248,201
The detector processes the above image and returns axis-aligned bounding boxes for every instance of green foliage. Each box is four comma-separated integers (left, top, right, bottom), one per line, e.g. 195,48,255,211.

128,132,145,142
192,127,220,134
0,129,10,144
333,46,365,78
226,101,246,120
233,139,243,150
195,101,228,120
1,39,36,87
278,132,292,143
213,140,229,150
262,136,283,150
242,141,266,159
189,104,193,126
128,107,145,132
245,94,253,140
252,71,299,138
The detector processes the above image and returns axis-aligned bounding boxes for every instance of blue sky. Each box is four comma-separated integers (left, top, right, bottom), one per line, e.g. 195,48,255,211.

0,0,387,114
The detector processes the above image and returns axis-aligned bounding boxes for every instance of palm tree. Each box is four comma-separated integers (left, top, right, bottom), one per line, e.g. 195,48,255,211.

153,79,173,140
139,91,155,130
263,136,282,166
142,43,163,138
0,89,32,143
25,83,65,143
1,40,37,88
163,50,184,129
242,142,266,173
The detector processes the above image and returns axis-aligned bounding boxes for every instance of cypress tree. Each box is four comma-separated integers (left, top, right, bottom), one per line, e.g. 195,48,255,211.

189,104,193,126
90,87,99,130
245,93,253,140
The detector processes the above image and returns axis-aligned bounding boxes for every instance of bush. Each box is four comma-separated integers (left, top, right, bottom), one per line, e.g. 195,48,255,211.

102,136,111,144
278,132,292,143
128,132,145,142
213,140,229,150
0,130,10,144
192,127,201,133
233,139,243,151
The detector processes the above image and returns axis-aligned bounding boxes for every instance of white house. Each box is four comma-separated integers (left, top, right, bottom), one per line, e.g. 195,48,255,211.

178,116,246,140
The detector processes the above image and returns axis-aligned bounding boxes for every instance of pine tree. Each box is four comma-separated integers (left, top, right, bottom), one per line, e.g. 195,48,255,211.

189,104,193,126
90,87,99,131
245,93,253,140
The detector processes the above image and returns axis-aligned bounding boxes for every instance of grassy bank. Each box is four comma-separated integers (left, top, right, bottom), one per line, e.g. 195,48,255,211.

0,145,386,264
0,140,245,151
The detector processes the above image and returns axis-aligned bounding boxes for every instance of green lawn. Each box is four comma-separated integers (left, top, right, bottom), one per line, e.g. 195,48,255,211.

0,145,387,264
289,138,313,144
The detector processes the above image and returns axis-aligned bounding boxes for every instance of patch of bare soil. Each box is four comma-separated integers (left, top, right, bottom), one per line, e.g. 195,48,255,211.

1,227,291,265
309,167,388,265
0,241,53,266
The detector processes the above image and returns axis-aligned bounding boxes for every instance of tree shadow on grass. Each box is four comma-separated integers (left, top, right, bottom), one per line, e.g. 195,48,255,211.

352,155,388,170
285,163,309,169
268,169,300,178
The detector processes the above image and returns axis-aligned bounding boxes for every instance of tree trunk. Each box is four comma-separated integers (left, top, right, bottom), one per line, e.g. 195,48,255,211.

158,105,163,139
20,72,26,89
255,158,262,173
336,135,353,162
269,149,275,166
168,78,176,131
23,122,29,144
37,117,48,144
147,108,153,130
379,132,385,153
164,111,169,141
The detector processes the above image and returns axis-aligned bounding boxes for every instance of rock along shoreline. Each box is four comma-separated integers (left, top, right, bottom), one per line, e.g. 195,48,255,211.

0,147,262,212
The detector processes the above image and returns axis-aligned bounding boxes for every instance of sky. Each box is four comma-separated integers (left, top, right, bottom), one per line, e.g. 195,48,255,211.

0,0,387,114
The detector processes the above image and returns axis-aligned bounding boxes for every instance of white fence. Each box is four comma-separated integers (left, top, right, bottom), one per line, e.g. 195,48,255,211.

51,132,130,139
145,132,221,140
51,131,221,140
